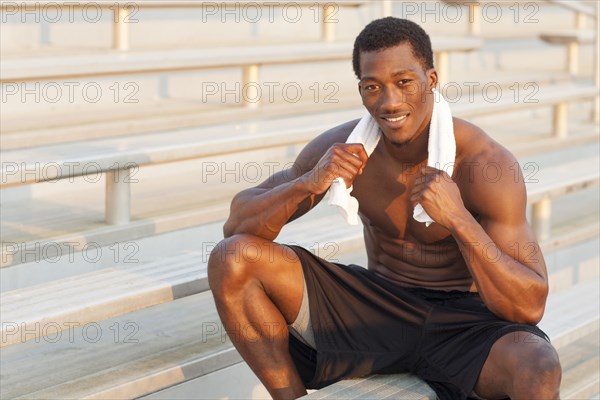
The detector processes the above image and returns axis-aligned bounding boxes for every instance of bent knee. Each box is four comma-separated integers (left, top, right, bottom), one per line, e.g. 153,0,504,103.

511,340,561,396
516,339,562,381
531,341,561,377
207,234,270,291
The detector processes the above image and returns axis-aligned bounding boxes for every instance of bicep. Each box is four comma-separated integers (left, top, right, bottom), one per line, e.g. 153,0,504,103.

470,160,547,277
481,217,546,277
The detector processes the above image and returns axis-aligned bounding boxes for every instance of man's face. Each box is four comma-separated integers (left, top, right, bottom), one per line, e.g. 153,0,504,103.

358,42,437,147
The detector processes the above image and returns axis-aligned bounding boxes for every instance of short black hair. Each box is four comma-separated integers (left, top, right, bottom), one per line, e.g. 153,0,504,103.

352,17,434,79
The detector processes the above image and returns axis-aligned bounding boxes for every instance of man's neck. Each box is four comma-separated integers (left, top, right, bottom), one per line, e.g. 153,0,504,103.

380,123,430,166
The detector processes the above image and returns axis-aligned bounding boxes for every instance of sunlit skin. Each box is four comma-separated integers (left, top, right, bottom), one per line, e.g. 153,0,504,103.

353,44,472,288
209,42,562,400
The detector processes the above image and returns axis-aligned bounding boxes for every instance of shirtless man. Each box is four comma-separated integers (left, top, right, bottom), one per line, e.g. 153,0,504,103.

208,17,561,400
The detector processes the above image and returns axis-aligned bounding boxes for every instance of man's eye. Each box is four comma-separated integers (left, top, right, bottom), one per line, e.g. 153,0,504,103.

398,80,411,85
365,85,378,91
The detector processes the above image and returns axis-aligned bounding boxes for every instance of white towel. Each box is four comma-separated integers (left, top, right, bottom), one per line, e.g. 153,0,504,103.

325,88,455,227
413,88,456,226
323,115,381,225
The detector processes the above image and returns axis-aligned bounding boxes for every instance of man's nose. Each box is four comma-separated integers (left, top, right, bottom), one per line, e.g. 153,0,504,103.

380,87,406,112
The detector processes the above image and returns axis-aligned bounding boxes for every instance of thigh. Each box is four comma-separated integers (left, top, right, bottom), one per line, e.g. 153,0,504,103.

213,234,306,324
248,239,306,323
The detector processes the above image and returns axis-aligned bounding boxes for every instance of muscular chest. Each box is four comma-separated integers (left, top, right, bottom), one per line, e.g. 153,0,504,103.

351,154,451,244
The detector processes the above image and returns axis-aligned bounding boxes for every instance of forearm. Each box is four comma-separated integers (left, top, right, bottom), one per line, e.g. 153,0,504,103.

223,138,368,240
450,213,548,324
223,177,314,240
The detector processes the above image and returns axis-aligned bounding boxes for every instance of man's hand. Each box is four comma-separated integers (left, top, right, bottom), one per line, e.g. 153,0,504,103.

410,166,469,229
301,143,369,195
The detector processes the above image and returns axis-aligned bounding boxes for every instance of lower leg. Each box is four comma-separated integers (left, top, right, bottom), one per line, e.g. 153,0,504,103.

208,236,308,399
214,281,307,399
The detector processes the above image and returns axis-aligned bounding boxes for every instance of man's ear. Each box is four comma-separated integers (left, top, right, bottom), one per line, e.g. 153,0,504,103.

427,68,438,91
357,82,362,95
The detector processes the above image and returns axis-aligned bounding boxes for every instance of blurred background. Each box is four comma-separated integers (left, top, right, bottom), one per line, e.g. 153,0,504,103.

1,1,598,399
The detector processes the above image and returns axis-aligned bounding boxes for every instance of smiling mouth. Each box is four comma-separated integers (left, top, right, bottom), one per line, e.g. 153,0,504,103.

381,112,410,125
384,115,408,122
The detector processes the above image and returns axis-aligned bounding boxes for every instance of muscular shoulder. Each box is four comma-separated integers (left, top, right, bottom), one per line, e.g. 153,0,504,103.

453,118,526,222
294,118,360,171
454,117,514,163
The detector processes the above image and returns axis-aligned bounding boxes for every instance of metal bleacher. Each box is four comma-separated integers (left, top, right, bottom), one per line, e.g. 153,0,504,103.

0,1,598,399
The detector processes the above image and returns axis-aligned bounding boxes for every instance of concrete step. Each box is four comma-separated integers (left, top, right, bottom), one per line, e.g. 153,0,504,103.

1,272,597,400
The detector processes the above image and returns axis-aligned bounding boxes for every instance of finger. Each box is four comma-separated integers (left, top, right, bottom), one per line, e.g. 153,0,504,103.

409,188,423,204
338,151,366,170
411,185,422,197
339,168,358,184
412,178,430,192
414,175,428,186
323,151,361,171
328,171,356,188
346,143,369,165
340,143,369,170
343,143,369,175
409,198,420,208
323,166,357,186
326,160,361,183
333,156,363,177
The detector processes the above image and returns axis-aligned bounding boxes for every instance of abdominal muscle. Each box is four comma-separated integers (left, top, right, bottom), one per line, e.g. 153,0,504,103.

363,224,476,292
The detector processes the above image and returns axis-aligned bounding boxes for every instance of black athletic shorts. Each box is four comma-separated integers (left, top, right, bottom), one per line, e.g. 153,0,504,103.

286,245,550,400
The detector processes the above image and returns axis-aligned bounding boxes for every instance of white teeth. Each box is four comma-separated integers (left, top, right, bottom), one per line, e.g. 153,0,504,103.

385,115,407,122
